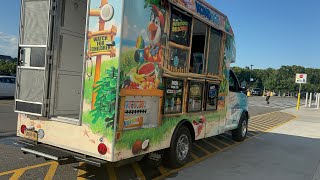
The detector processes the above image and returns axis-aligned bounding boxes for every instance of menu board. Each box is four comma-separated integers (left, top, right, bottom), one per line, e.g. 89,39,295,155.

188,82,203,112
207,84,218,110
170,10,191,46
123,96,160,130
165,79,184,113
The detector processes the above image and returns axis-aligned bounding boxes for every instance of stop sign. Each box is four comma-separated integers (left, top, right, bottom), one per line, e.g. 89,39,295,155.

299,74,303,78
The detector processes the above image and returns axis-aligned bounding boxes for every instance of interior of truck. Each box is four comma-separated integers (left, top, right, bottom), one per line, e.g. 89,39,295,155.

190,19,207,74
49,0,88,121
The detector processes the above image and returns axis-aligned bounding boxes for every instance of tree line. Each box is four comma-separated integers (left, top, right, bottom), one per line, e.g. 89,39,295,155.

232,65,320,93
0,59,17,75
1,60,319,93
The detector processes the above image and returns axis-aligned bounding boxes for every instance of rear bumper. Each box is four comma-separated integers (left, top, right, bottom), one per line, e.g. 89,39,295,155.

18,139,107,167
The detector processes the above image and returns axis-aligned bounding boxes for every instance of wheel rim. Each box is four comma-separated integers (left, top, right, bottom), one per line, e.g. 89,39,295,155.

176,134,189,161
241,120,247,137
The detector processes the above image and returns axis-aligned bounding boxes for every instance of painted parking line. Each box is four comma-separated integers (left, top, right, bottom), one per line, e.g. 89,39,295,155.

152,112,297,180
132,162,146,180
76,162,86,180
44,162,59,180
107,164,117,180
213,136,233,147
158,165,168,175
194,143,211,155
190,152,199,160
73,113,295,179
249,123,267,130
0,112,296,180
0,161,56,179
203,139,222,150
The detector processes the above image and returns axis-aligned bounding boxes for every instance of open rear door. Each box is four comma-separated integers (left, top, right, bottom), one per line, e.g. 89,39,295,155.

15,0,54,116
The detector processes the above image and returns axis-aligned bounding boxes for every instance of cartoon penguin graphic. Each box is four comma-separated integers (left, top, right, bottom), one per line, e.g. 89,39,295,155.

144,5,164,63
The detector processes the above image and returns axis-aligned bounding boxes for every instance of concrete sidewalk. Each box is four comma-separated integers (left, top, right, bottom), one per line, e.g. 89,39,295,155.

170,107,320,180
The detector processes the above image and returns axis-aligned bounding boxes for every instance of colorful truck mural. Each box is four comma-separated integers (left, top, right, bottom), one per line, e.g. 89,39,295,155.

16,0,247,167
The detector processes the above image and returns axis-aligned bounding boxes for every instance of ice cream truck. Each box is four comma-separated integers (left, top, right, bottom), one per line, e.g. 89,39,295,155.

16,0,248,167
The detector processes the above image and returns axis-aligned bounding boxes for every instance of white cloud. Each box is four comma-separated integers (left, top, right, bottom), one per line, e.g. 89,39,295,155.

0,32,18,58
123,16,128,38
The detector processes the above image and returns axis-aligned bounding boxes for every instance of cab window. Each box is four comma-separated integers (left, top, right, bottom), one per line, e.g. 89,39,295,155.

229,70,240,92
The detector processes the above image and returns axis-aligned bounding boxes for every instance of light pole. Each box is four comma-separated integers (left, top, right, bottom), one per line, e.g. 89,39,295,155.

249,64,254,88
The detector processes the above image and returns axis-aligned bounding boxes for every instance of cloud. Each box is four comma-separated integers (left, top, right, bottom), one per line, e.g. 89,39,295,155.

0,32,18,57
122,16,149,43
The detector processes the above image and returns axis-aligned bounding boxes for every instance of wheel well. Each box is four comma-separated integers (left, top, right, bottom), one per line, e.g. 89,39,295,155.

243,111,249,121
178,120,195,142
244,111,250,120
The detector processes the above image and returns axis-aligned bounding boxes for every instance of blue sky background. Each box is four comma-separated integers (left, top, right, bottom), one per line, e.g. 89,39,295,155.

0,0,319,69
209,0,320,69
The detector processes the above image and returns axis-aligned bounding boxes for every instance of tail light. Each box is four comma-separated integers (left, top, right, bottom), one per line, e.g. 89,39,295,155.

98,143,108,155
20,125,27,134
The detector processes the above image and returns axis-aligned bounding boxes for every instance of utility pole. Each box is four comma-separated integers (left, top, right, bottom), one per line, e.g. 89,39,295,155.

249,64,254,88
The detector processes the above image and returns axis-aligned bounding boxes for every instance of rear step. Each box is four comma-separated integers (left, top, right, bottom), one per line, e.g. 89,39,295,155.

21,144,72,161
20,143,106,167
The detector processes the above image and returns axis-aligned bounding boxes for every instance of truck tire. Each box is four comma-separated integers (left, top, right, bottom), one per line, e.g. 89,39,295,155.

164,126,191,168
231,113,248,142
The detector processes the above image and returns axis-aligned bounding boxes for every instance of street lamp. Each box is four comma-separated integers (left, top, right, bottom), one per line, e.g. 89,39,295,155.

249,64,254,87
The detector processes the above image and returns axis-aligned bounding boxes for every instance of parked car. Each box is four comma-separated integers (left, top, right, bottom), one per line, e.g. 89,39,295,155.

251,88,263,96
0,76,16,97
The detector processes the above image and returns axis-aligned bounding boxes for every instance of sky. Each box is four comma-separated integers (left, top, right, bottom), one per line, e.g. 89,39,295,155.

0,0,319,69
209,0,320,69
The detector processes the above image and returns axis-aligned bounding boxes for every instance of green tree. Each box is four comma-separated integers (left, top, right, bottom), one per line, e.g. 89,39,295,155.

231,65,320,93
0,61,17,75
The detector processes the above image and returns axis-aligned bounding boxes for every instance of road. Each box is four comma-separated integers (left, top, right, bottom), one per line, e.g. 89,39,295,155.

0,98,17,137
248,96,299,116
170,107,320,180
0,96,300,179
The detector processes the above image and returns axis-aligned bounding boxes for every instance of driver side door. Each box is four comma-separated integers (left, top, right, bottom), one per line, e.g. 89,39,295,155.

225,70,246,128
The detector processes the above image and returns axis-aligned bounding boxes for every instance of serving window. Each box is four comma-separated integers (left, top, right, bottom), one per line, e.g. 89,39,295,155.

188,81,204,112
164,78,184,114
206,83,218,110
207,28,222,75
190,19,208,74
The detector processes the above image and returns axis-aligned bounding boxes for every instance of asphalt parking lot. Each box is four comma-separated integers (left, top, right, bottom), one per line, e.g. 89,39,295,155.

0,98,17,137
0,97,300,179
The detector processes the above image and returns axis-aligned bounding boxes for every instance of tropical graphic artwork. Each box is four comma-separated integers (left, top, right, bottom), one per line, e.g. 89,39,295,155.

81,0,123,156
121,4,165,90
15,0,247,163
111,0,243,161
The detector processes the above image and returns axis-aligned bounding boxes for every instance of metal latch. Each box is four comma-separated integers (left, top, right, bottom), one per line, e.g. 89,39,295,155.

50,1,57,16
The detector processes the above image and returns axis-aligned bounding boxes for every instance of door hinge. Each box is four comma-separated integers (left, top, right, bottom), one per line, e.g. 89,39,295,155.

47,50,53,65
50,1,57,16
45,99,50,110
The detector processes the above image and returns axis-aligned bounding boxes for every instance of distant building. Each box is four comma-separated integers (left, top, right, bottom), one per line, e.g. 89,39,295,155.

0,55,16,63
0,55,12,60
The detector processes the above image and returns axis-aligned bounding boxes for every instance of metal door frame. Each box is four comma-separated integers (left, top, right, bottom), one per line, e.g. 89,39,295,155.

15,0,56,116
